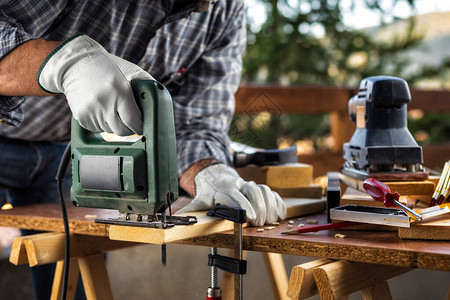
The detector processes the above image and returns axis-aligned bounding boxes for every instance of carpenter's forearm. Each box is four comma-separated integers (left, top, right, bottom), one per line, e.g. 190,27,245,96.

0,39,60,96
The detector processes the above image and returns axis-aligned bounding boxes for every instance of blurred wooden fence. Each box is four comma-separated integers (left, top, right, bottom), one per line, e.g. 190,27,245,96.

235,85,450,177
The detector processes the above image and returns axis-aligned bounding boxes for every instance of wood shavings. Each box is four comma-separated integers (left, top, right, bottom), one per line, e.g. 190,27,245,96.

335,233,346,238
271,222,280,225
256,228,265,232
297,218,304,221
287,224,293,229
307,219,318,224
84,215,98,219
298,223,304,228
264,226,276,230
288,220,294,224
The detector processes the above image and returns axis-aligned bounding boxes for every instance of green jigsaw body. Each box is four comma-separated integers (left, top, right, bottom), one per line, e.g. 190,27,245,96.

70,79,178,215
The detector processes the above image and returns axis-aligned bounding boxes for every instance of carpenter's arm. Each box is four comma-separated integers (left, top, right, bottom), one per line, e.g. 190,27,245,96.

0,39,59,96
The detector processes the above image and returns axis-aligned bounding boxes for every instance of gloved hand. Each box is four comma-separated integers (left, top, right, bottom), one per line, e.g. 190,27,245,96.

38,34,153,136
176,163,287,226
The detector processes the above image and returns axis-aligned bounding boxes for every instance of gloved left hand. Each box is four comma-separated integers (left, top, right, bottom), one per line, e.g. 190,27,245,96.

176,163,287,226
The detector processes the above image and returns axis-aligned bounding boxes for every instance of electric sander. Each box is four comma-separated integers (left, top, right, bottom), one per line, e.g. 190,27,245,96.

341,76,428,181
70,79,196,228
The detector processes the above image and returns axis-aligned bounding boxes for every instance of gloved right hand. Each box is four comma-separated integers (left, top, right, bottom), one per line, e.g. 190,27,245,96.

37,34,153,136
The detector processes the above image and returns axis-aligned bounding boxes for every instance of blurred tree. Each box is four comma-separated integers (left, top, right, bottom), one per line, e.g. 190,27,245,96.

231,0,450,150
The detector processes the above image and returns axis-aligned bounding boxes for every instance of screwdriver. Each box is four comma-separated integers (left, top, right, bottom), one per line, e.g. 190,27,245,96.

363,178,423,221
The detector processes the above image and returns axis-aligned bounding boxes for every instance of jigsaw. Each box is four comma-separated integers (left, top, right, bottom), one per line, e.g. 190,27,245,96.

70,79,196,228
341,76,428,181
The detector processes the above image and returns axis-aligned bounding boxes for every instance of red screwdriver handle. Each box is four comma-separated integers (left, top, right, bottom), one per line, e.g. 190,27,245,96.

363,178,399,208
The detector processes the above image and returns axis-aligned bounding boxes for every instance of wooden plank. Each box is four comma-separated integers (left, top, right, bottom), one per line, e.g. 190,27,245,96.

398,215,450,240
361,281,392,300
339,173,435,196
235,85,352,115
22,232,137,266
272,185,322,199
266,164,313,188
287,258,333,300
235,85,450,115
51,259,80,300
339,187,423,210
312,260,410,299
109,211,238,244
284,198,326,219
262,253,289,300
236,164,313,188
409,89,450,112
78,254,113,300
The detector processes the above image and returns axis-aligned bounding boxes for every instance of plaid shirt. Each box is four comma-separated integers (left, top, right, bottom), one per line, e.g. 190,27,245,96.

0,0,246,176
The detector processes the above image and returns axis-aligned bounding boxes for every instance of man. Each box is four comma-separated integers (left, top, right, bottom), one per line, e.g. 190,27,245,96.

0,0,286,298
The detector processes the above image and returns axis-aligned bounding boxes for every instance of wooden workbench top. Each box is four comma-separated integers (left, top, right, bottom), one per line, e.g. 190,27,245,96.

178,213,450,272
0,203,116,236
1,203,449,271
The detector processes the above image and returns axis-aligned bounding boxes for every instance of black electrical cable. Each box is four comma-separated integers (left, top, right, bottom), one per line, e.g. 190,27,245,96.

55,142,72,300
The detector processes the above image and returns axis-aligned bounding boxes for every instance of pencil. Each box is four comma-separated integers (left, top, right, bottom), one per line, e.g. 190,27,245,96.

438,164,450,205
431,161,449,206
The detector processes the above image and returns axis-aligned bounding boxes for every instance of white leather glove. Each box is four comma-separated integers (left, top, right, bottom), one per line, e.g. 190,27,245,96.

38,34,154,136
177,163,287,226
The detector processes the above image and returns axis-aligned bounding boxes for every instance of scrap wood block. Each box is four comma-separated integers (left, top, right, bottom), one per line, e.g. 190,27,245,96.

287,258,334,300
312,260,411,300
272,185,322,199
236,163,313,188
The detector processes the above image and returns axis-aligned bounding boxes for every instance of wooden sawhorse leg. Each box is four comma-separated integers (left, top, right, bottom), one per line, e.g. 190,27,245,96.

9,232,138,300
287,259,411,300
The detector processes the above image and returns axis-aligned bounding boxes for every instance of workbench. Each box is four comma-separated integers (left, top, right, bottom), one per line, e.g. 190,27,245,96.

0,202,449,299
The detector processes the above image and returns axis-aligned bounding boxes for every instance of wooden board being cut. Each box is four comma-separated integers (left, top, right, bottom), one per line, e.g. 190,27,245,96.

108,198,326,244
398,215,450,240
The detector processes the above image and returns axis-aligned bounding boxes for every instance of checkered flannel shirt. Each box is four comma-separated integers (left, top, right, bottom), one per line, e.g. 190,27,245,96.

0,0,246,176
